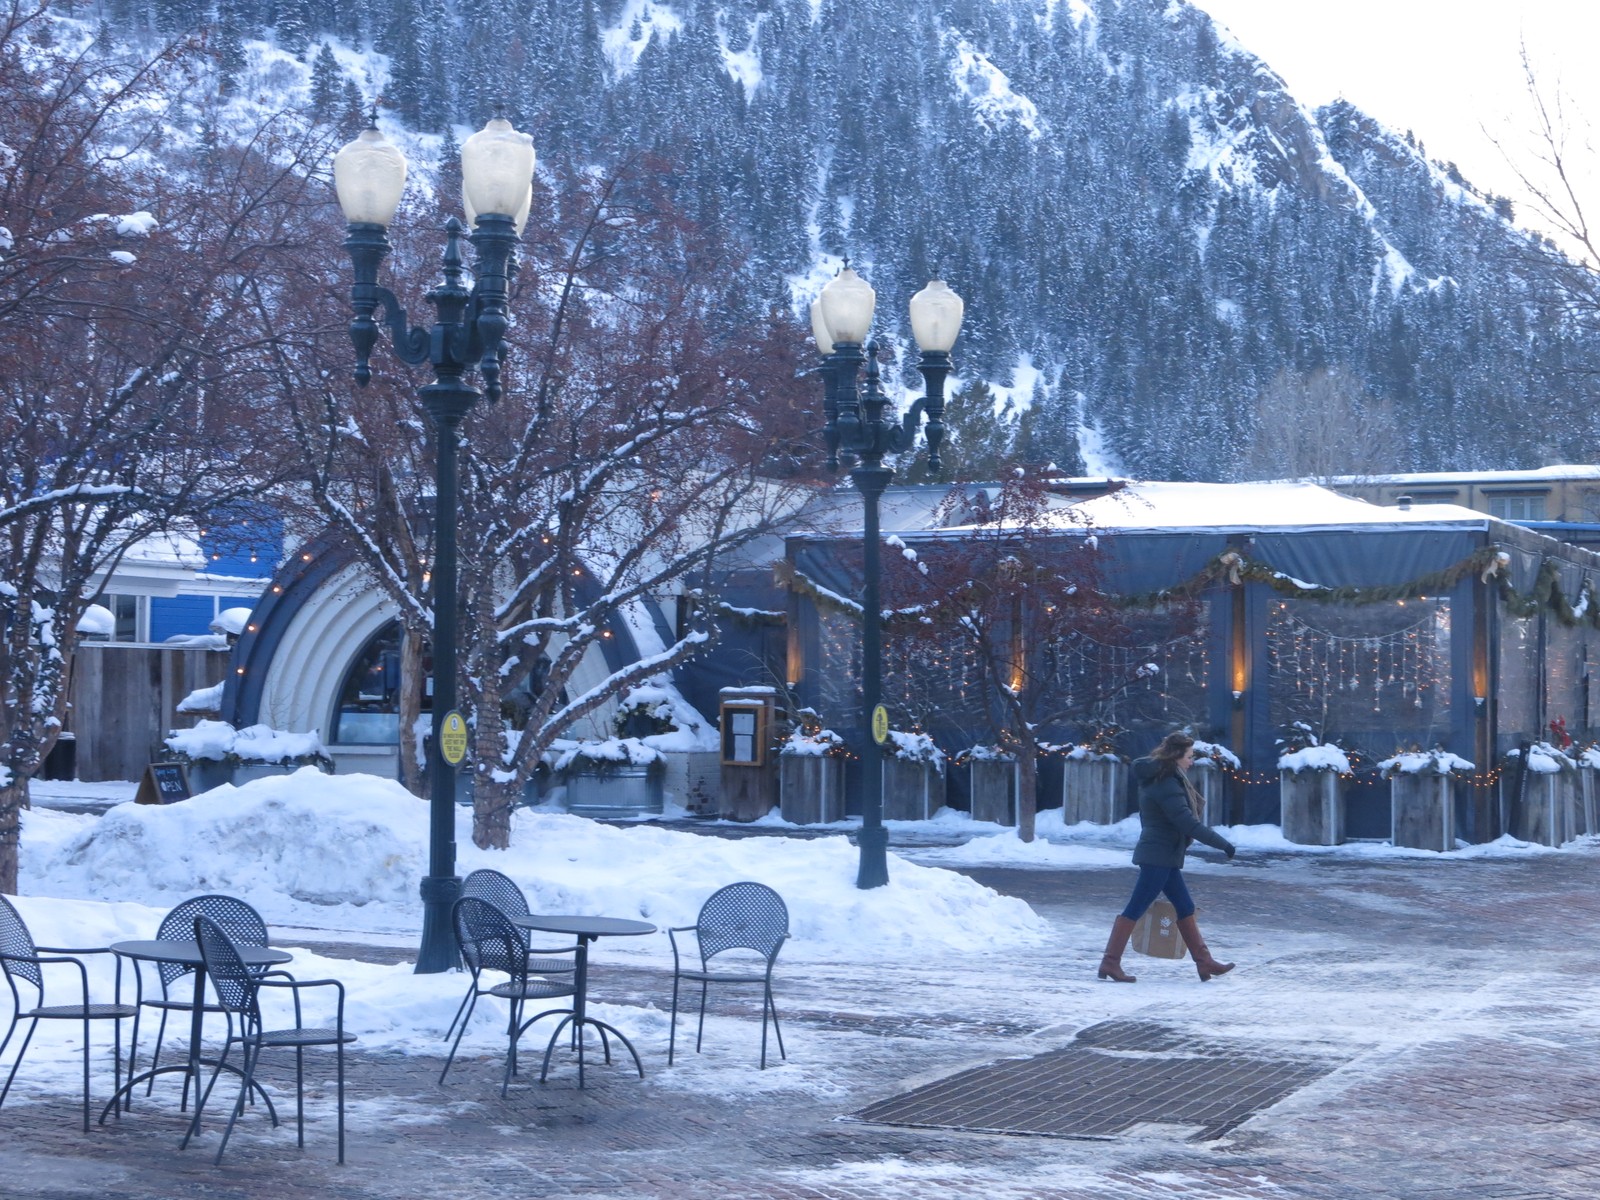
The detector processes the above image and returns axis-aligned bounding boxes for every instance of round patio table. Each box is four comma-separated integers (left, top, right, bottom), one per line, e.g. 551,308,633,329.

102,939,293,1127
510,915,655,1087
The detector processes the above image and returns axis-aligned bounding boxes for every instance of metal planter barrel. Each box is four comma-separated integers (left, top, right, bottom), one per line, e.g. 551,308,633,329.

564,761,665,819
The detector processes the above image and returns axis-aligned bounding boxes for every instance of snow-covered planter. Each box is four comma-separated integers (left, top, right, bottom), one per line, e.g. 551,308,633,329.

614,680,720,814
1580,746,1600,838
1187,740,1239,825
553,737,665,819
1380,749,1473,852
165,720,332,792
779,716,846,824
881,731,945,821
965,746,1017,827
1504,742,1579,847
1059,743,1127,825
1278,742,1350,846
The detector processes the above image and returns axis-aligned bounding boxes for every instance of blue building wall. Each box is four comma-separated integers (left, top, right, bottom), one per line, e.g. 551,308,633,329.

149,593,266,642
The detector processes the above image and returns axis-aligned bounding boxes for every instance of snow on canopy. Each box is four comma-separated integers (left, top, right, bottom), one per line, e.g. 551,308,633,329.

1064,480,1490,532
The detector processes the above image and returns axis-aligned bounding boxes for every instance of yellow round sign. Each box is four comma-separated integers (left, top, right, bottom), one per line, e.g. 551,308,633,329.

871,704,890,745
440,710,469,766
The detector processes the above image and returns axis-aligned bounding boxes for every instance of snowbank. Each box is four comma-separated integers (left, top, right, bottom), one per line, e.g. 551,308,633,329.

20,769,1049,961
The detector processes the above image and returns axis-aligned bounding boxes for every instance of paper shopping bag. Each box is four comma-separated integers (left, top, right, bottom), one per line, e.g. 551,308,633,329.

1130,898,1187,959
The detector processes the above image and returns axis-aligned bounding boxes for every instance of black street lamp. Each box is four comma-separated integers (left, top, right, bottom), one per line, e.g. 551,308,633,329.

812,267,964,888
332,117,536,972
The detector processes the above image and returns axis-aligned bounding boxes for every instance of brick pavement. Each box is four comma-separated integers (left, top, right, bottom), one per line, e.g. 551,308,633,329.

10,843,1600,1198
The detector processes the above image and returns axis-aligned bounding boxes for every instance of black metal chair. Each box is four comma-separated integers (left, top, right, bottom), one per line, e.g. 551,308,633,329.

0,894,138,1130
128,893,285,1101
444,869,576,1045
184,915,355,1165
667,882,789,1069
441,897,578,1096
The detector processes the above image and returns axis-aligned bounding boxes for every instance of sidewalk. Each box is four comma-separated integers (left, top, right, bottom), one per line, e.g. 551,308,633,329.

11,840,1600,1198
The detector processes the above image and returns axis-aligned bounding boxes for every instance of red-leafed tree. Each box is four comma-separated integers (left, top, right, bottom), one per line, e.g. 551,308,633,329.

267,152,819,849
0,10,334,892
881,473,1182,842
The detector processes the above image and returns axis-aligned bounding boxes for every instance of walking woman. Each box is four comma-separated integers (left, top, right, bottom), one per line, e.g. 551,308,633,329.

1098,731,1237,983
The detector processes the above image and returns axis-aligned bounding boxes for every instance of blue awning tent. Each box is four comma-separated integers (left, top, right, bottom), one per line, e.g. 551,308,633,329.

771,481,1600,841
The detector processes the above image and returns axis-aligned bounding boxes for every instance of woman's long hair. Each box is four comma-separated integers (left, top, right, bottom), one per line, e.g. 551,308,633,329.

1149,731,1195,778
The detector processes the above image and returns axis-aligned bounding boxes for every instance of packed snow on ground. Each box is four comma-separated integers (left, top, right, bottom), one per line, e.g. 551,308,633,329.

4,768,1576,1107
6,769,1049,1102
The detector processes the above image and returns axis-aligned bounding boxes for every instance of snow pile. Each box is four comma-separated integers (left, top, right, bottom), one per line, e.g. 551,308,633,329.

21,771,1049,960
210,606,253,636
613,679,719,753
166,719,326,764
549,736,664,771
1193,739,1240,768
781,725,846,757
886,730,944,765
1278,744,1351,773
175,681,224,713
1509,741,1576,774
1378,750,1475,776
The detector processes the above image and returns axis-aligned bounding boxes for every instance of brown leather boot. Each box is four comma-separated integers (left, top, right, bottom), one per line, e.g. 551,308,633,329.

1097,915,1139,982
1176,914,1234,981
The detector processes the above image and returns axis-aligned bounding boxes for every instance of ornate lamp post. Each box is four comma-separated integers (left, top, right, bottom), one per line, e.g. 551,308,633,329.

332,117,535,972
813,267,964,888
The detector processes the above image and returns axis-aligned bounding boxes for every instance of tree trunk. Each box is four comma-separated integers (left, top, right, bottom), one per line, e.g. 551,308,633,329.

1016,744,1038,843
0,775,26,895
472,769,516,850
470,701,515,850
398,629,427,798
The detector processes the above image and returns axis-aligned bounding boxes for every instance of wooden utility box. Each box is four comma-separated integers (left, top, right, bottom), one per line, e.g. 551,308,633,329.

1061,757,1126,824
780,753,844,824
1391,773,1456,852
882,756,944,821
969,758,1018,826
718,687,778,821
1281,769,1344,845
1514,770,1580,847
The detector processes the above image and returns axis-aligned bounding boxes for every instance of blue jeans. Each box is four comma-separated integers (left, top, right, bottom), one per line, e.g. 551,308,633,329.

1120,865,1195,921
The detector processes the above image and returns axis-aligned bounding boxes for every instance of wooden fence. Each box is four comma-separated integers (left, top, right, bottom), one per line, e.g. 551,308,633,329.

65,644,231,782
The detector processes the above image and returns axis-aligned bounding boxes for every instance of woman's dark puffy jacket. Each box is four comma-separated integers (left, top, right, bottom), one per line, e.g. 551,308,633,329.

1130,756,1235,868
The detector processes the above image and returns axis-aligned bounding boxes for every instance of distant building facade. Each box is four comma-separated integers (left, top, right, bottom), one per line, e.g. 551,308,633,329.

1326,466,1600,547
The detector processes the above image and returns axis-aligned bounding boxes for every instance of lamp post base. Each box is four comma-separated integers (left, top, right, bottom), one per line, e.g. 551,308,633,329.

854,824,890,889
414,873,463,973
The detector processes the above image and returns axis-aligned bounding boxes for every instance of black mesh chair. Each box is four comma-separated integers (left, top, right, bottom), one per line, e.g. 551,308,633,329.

183,915,355,1165
128,894,284,1100
0,894,137,1130
441,897,578,1096
444,869,576,1045
667,882,789,1069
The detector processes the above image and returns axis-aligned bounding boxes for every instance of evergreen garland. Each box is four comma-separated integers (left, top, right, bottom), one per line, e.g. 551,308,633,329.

780,544,1600,627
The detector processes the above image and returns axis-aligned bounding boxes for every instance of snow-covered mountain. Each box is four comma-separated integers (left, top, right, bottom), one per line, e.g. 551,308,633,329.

79,0,1600,478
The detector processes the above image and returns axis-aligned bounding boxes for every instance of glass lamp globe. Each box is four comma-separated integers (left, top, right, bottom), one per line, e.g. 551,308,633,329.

460,117,536,221
818,267,876,345
332,127,408,226
909,280,964,353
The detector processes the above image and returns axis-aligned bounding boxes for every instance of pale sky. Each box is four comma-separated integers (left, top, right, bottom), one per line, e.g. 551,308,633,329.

1193,0,1600,251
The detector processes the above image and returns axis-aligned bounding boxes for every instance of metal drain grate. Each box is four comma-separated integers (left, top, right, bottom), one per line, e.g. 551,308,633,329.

850,1021,1341,1142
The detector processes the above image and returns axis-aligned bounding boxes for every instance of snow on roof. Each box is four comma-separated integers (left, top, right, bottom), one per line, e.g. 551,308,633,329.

1045,480,1492,533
